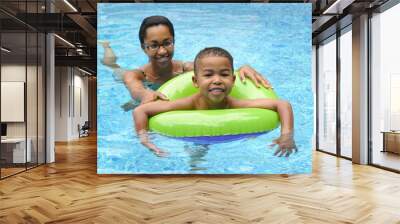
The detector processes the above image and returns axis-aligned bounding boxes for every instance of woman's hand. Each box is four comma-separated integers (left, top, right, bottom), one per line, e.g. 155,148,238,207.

141,90,169,104
269,133,297,157
238,65,272,89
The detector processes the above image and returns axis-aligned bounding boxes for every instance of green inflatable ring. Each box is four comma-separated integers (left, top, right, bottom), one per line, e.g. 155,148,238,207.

149,71,280,137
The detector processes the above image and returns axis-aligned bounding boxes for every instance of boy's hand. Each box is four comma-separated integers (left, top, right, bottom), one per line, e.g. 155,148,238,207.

142,141,169,157
269,133,297,157
238,65,272,89
138,130,169,157
141,90,169,104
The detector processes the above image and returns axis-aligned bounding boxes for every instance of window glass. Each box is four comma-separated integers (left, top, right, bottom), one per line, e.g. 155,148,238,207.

317,36,337,154
339,29,352,158
371,3,400,171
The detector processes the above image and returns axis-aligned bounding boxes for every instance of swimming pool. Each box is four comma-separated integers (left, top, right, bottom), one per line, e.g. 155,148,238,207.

97,3,313,174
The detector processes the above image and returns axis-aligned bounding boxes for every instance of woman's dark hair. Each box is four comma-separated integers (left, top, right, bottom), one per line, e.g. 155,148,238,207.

139,16,175,46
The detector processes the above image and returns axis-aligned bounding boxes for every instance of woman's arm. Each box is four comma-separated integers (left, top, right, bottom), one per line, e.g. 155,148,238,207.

237,65,272,89
123,70,168,104
133,97,194,156
123,69,147,100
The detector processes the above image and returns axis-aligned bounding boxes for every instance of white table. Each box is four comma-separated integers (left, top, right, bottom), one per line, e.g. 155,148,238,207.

1,138,31,163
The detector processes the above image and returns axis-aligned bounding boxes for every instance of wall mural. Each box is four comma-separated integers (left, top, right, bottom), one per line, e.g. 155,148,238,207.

97,3,312,174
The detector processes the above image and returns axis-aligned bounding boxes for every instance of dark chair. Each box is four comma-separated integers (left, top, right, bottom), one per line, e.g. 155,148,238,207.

79,121,90,138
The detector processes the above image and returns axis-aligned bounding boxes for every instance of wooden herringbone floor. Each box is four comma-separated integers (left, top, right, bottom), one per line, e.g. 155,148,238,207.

1,135,400,224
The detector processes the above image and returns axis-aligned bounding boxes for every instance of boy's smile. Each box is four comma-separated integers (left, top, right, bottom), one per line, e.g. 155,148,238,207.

208,87,225,95
193,56,235,105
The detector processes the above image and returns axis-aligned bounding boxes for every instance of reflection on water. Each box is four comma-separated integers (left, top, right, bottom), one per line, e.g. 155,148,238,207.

185,144,209,172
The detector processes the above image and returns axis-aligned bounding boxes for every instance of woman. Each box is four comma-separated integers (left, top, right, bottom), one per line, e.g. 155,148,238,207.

101,16,272,106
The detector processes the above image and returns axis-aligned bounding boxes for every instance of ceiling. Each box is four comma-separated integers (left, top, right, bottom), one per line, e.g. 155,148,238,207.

0,0,392,76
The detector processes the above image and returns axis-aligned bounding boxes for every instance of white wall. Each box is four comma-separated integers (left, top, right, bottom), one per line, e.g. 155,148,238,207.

55,66,69,141
1,82,25,122
54,67,89,141
1,65,26,81
1,65,32,138
1,65,26,130
1,63,46,164
74,73,89,135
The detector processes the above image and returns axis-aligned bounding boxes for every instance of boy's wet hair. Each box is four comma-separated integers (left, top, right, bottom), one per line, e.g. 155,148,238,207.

139,16,175,47
194,47,234,75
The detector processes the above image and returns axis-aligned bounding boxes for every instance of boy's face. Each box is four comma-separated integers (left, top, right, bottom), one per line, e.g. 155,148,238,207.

193,56,235,103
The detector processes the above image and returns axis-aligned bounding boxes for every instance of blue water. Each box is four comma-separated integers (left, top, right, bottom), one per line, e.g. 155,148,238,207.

97,3,313,174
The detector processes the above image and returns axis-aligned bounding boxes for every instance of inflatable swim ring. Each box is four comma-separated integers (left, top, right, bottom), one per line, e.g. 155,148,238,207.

149,71,280,139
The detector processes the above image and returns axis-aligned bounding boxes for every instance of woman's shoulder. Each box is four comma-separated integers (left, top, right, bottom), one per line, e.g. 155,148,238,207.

172,60,184,67
172,60,194,74
182,61,194,72
124,66,146,80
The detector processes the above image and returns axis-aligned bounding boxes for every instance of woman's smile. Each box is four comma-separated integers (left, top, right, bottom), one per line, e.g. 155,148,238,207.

155,55,170,63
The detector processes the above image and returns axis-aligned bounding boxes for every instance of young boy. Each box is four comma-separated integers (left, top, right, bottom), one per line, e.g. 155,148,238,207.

134,47,296,157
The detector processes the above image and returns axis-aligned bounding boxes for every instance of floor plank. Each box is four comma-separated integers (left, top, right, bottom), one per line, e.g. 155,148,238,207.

1,135,400,223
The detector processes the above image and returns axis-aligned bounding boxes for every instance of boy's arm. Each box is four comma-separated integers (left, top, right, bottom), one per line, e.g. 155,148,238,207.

230,98,296,157
123,69,168,104
134,97,194,131
230,98,293,135
133,97,194,156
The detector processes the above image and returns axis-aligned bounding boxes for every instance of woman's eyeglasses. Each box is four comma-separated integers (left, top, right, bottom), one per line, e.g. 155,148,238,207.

144,40,174,51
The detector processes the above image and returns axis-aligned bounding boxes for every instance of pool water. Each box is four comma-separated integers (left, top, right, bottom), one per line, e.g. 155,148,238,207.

97,3,313,174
